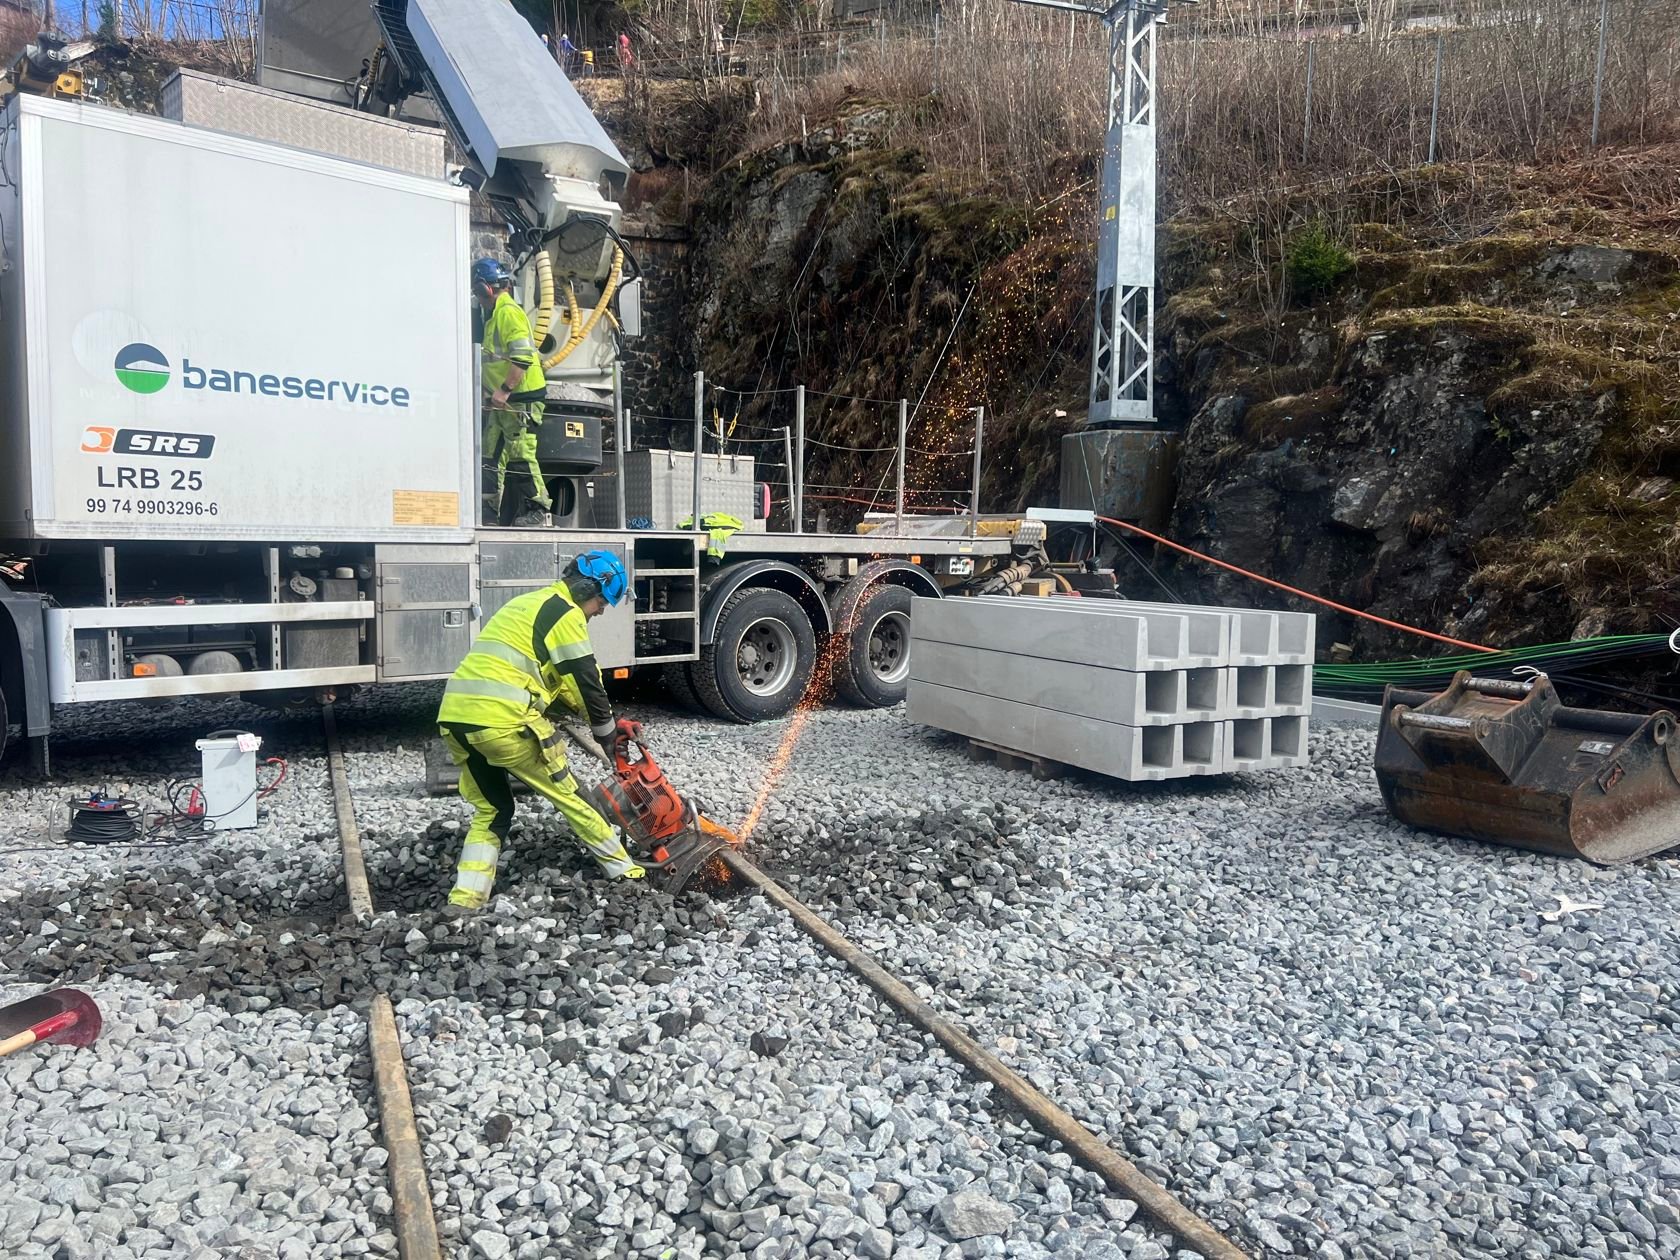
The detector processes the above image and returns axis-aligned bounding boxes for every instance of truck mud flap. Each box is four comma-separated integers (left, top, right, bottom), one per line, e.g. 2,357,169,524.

1376,672,1680,864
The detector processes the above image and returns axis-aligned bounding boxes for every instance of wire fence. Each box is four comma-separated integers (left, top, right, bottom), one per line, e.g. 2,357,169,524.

629,376,988,533
65,1,256,41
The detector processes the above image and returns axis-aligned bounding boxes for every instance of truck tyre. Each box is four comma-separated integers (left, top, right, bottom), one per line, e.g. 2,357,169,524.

835,583,915,709
660,662,702,712
694,587,815,723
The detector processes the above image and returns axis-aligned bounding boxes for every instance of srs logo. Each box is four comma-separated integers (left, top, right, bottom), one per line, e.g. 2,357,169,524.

81,427,216,459
113,343,171,394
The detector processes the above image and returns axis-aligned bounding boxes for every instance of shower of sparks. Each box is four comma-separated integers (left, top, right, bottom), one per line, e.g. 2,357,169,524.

737,705,814,844
736,634,848,843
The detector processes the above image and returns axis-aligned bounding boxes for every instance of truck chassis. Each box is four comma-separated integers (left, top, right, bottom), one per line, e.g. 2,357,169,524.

0,526,1020,768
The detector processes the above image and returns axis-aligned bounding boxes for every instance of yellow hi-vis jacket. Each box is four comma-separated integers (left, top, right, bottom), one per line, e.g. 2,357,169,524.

482,291,547,397
437,583,615,738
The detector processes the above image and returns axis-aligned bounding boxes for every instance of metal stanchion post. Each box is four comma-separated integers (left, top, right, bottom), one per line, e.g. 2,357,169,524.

691,371,704,534
1427,33,1444,163
782,426,794,534
612,362,627,528
1302,42,1315,164
794,384,806,533
895,399,907,535
968,406,984,539
1591,0,1610,147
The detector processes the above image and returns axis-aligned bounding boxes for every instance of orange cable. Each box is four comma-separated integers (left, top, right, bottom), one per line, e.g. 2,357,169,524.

1097,515,1496,655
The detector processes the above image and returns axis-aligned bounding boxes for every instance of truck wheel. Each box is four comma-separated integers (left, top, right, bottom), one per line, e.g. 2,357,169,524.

660,662,702,712
694,588,815,723
836,583,915,708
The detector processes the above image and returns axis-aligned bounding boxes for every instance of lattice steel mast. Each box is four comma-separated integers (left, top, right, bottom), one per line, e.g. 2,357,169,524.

1012,0,1177,427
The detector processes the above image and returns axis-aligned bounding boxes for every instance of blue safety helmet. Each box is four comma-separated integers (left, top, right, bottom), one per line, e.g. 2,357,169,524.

471,257,512,289
568,550,628,607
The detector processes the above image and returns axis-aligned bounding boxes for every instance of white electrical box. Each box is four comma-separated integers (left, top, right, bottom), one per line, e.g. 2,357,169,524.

195,732,263,830
0,94,475,543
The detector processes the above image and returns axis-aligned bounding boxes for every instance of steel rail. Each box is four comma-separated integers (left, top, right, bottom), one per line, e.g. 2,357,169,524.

323,703,374,920
323,707,443,1260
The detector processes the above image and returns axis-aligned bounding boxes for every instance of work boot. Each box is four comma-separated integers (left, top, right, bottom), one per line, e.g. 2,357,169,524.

445,889,486,916
512,509,553,528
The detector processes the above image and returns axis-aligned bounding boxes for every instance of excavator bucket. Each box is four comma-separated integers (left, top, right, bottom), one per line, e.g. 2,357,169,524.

1375,672,1680,864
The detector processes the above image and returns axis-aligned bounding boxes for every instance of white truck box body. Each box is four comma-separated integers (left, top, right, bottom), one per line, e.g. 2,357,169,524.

0,95,474,543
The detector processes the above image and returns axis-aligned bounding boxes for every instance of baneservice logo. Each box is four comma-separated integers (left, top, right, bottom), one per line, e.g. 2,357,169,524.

114,343,171,394
108,336,410,409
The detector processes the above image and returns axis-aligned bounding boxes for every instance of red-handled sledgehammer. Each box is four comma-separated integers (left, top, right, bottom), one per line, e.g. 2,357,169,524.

0,988,103,1059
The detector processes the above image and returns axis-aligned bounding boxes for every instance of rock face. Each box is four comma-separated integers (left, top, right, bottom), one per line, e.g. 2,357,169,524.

1156,182,1680,651
649,100,1678,646
1168,312,1618,652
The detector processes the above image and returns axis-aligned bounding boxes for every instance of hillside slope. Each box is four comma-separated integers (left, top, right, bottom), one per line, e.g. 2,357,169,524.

649,89,1677,654
1160,152,1680,652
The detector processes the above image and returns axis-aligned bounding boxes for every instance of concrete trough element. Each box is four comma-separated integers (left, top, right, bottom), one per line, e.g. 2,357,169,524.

920,595,1230,669
1312,695,1381,727
1225,715,1311,772
1227,664,1314,718
1114,600,1316,665
907,680,1226,781
911,639,1227,726
908,594,1315,782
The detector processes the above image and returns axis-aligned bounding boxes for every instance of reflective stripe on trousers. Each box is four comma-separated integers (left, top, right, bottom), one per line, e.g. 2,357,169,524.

440,722,642,909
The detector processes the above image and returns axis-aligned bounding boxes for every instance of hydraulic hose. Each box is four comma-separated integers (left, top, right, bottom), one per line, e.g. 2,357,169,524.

565,281,582,339
531,247,557,348
543,247,625,371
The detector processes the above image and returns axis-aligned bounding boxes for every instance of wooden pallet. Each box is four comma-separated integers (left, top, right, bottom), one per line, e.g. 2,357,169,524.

963,736,1068,781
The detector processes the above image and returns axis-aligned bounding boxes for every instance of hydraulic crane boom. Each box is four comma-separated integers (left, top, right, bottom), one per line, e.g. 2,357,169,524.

363,0,637,391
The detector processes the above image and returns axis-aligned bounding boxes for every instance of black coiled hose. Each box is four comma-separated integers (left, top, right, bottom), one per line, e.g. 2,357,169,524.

63,795,144,844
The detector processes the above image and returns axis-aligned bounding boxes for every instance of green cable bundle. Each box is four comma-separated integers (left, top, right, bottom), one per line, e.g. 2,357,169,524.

1315,635,1675,707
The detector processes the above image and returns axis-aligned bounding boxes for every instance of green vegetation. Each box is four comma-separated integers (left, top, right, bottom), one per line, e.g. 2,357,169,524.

1286,222,1353,302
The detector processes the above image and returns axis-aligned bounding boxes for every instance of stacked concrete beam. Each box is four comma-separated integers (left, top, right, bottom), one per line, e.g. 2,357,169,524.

1104,599,1313,772
906,596,1314,781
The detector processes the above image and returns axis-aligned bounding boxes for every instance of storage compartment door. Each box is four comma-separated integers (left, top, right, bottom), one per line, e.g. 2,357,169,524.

378,561,473,679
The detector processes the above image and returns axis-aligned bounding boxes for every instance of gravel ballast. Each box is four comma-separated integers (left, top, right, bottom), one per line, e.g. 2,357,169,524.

0,974,392,1259
0,693,428,1259
648,706,1680,1260
3,684,1676,1260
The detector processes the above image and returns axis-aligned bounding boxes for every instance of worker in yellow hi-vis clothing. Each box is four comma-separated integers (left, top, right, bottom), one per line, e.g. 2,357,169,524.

437,550,643,910
472,257,553,527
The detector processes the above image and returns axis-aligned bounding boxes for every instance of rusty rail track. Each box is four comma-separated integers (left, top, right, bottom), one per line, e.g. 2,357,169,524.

327,706,1244,1259
322,707,443,1260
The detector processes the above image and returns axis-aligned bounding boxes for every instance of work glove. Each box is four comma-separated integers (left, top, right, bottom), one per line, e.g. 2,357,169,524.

601,717,643,766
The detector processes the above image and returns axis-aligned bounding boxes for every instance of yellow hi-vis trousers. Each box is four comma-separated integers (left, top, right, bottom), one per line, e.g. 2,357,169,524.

439,718,642,909
483,402,550,519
